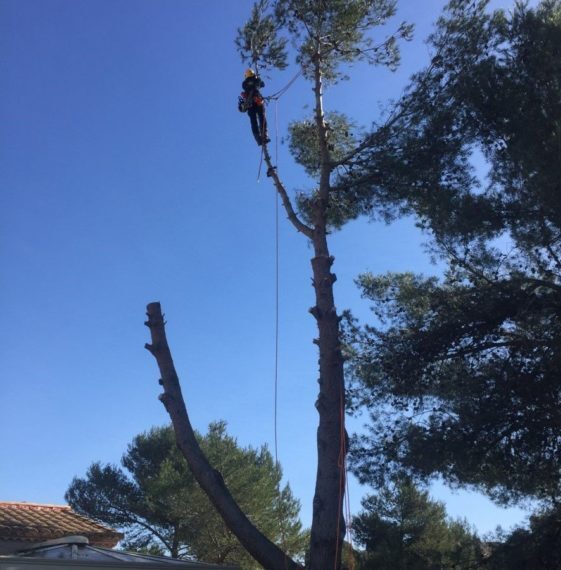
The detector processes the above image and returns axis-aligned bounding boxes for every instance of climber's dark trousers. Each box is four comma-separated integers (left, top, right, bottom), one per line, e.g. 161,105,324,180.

248,105,267,145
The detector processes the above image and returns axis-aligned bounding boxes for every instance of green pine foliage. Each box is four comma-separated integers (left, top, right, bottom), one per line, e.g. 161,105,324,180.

288,112,357,179
235,0,288,74
352,479,480,570
345,0,561,507
236,0,412,82
481,505,561,570
66,422,306,568
235,0,412,231
235,0,561,565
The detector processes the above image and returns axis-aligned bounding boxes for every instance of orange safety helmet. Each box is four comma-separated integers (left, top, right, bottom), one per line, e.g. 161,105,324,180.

244,68,256,78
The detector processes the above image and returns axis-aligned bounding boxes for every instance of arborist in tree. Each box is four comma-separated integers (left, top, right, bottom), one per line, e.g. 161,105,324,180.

239,68,270,146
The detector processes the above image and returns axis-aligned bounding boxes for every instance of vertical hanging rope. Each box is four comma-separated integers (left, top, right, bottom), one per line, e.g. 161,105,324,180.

274,172,280,466
345,469,356,570
273,95,280,467
256,69,300,181
271,98,289,570
334,388,346,570
275,98,280,165
247,72,300,567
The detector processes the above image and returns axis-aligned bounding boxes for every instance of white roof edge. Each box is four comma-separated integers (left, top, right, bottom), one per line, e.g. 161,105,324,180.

25,536,90,549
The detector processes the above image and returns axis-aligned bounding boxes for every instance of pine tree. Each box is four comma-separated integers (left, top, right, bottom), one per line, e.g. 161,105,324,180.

345,0,561,505
353,479,480,570
145,1,413,568
66,422,306,568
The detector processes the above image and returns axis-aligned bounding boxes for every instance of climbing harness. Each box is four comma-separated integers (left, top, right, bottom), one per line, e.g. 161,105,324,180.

238,93,250,112
238,92,265,112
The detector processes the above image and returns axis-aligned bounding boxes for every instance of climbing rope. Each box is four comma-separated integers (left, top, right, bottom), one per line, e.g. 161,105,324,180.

256,69,301,180
274,167,280,466
270,90,281,466
264,86,288,570
253,66,354,570
335,369,356,569
345,470,356,570
334,384,346,570
265,70,303,102
244,94,287,564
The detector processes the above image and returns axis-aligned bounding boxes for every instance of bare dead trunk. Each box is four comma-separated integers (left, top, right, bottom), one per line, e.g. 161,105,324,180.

145,302,302,570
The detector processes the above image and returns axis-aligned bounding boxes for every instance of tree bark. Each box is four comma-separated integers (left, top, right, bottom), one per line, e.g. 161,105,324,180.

147,48,346,568
145,302,302,570
261,52,347,569
308,236,346,570
308,51,346,570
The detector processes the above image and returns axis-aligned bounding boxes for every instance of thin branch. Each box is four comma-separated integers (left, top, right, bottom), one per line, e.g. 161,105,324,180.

330,100,406,169
262,145,314,238
94,503,176,555
438,239,498,286
545,241,561,271
311,53,333,207
127,516,176,554
331,41,455,170
445,339,520,359
525,277,561,294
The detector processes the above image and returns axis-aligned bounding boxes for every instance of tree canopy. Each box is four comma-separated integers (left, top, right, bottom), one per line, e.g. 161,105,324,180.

66,422,306,568
227,1,412,567
482,504,561,570
352,478,480,570
345,0,561,505
144,0,415,564
143,1,560,567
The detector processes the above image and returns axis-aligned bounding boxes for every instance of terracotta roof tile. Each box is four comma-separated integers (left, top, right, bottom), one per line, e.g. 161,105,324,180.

0,502,123,547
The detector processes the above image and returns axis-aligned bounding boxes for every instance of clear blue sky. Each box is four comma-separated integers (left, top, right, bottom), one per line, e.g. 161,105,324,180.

1,0,531,540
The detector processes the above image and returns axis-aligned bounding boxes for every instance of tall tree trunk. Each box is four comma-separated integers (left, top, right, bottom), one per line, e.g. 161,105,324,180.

262,51,347,569
308,233,346,570
148,49,346,568
307,50,346,570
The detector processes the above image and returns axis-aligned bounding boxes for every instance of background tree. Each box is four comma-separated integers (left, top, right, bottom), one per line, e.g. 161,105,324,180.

145,2,413,568
352,478,480,570
66,422,306,568
482,504,561,570
343,0,561,508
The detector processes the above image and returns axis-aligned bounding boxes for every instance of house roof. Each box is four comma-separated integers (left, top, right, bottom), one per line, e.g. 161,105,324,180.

0,503,123,548
0,536,238,570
